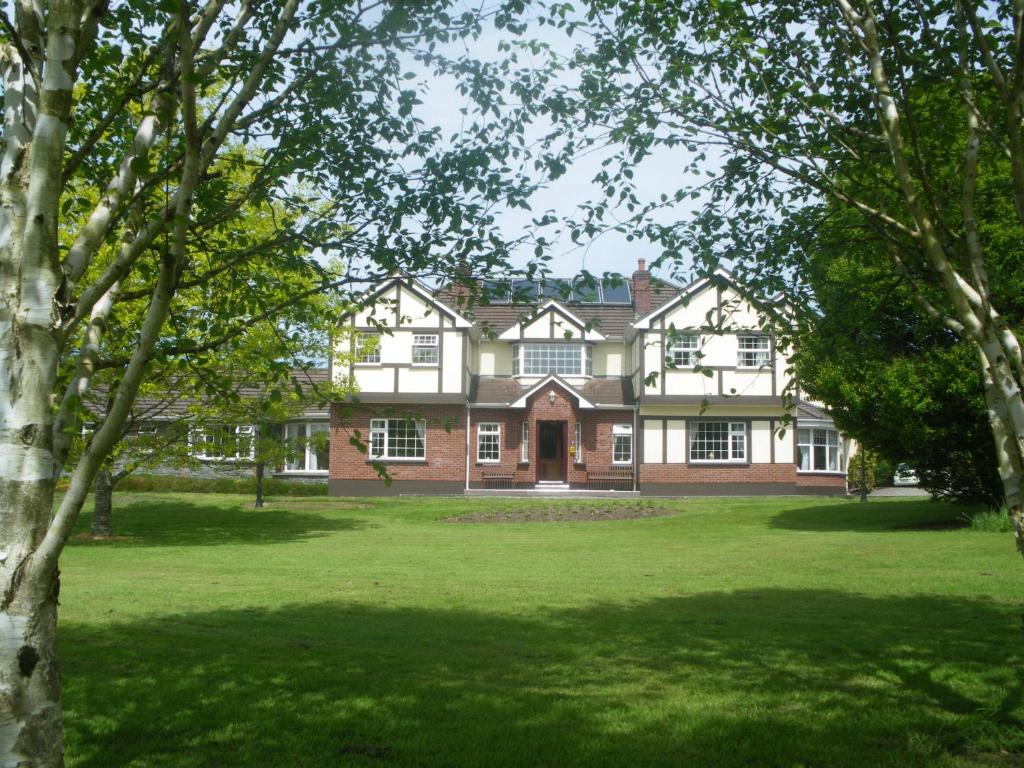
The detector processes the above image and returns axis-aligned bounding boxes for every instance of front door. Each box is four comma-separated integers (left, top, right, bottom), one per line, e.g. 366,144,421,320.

537,421,566,482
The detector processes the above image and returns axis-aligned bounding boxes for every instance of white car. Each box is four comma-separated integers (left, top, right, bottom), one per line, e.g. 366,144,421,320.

893,463,919,487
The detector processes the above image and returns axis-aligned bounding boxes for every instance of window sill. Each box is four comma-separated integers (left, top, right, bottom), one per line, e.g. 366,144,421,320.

797,470,846,476
689,460,750,467
366,458,427,464
476,460,502,465
354,362,382,367
276,470,329,476
411,363,439,368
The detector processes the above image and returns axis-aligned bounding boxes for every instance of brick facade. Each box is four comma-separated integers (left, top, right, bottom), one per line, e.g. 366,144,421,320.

468,386,633,488
329,404,466,493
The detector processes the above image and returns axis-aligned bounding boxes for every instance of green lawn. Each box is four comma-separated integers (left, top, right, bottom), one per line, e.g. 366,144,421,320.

59,493,1024,767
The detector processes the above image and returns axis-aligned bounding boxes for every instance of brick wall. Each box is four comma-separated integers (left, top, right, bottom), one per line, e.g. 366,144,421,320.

468,388,633,487
639,462,798,484
795,472,847,489
330,404,466,483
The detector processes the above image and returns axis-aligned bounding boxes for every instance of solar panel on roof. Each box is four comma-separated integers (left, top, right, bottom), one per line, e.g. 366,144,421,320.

572,276,601,303
540,278,573,302
481,279,511,304
510,279,538,303
600,278,632,304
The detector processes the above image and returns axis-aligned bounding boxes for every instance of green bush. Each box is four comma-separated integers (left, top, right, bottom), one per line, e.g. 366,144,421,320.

874,456,894,487
962,509,1015,533
112,474,327,497
847,449,877,492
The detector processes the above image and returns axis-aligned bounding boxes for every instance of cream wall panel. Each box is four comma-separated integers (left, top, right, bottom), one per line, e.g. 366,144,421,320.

354,368,394,392
774,426,794,464
398,367,439,393
643,333,664,394
593,344,623,376
478,342,512,376
643,420,664,463
379,332,411,365
663,371,715,396
699,334,736,368
721,369,773,397
719,286,762,328
442,333,463,392
552,316,581,339
751,420,772,463
666,420,686,463
523,315,550,339
663,285,718,329
397,286,437,326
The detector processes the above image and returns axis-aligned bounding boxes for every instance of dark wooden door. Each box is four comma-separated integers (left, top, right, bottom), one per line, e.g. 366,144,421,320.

537,422,566,482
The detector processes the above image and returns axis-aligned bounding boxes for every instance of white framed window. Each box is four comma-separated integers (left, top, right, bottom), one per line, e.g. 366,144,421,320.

612,424,632,464
369,418,425,459
737,335,770,368
689,421,746,462
521,421,530,462
797,427,844,472
412,334,439,365
477,422,500,463
574,422,583,463
284,422,330,472
191,425,255,461
355,332,380,364
669,334,700,367
519,343,587,376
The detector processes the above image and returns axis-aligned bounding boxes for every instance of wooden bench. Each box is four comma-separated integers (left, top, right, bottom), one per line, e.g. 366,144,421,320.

481,468,515,489
587,466,634,491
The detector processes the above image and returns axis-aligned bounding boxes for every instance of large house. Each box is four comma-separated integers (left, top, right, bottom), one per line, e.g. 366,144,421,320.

326,261,850,496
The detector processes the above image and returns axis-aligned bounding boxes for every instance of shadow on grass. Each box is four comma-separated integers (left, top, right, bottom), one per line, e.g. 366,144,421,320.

71,497,370,548
62,589,1023,768
770,499,980,533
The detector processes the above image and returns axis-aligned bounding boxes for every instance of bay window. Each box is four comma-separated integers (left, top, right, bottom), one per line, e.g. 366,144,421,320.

370,418,425,460
797,427,844,472
689,421,746,462
515,343,590,377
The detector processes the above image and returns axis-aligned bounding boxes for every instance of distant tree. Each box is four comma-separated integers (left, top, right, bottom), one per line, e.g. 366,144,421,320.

793,206,1008,506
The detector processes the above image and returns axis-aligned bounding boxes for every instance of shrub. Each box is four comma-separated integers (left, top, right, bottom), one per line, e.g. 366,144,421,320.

847,448,877,492
112,474,327,497
962,509,1015,533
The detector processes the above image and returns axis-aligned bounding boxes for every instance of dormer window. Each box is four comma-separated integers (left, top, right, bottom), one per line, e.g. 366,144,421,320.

516,343,588,377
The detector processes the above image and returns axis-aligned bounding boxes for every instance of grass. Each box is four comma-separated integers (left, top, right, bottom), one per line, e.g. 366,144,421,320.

59,493,1024,767
964,509,1018,533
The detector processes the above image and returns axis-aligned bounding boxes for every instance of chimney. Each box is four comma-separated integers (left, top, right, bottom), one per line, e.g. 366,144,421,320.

449,260,472,308
632,257,651,316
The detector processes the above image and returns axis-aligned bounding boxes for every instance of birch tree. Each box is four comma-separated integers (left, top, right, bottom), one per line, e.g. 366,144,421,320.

541,0,1024,554
0,0,541,763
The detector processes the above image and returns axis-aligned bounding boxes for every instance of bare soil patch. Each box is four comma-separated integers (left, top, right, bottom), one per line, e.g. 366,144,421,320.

443,502,676,523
